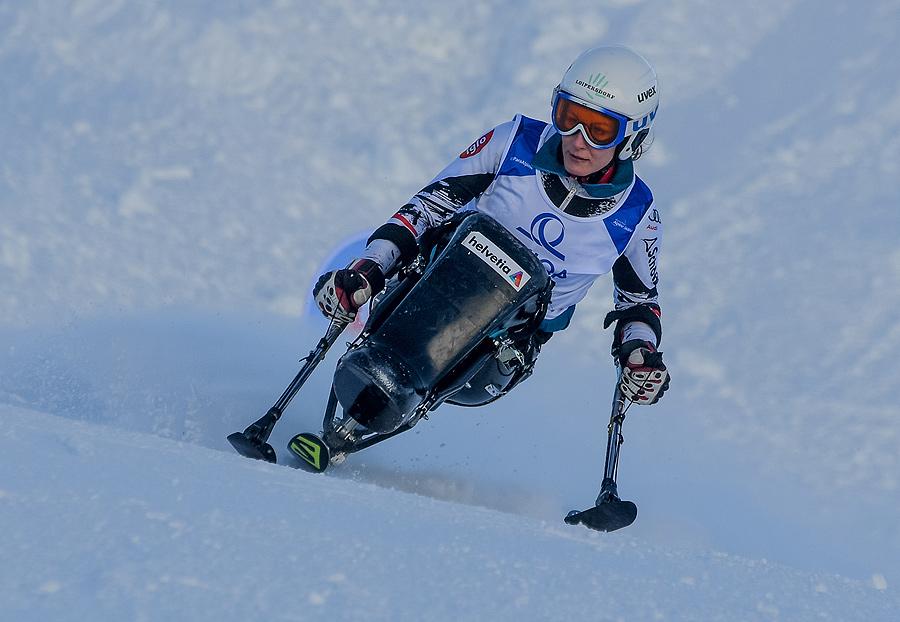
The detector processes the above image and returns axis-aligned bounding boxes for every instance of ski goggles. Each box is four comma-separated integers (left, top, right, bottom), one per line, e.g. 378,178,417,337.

551,90,630,150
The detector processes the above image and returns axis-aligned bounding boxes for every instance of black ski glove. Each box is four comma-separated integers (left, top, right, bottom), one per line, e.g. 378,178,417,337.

313,259,385,322
618,339,670,405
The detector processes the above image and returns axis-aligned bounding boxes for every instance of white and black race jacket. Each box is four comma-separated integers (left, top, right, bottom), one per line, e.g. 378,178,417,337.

368,114,663,341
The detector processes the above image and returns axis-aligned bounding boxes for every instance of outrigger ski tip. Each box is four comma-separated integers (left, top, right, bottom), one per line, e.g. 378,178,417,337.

564,370,639,533
227,431,277,464
288,432,331,473
565,499,637,533
226,321,349,466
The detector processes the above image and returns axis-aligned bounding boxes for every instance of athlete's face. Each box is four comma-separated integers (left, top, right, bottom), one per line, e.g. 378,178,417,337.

561,132,616,178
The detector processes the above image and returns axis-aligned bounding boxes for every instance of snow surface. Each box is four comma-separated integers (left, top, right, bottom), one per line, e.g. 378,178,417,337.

2,1,900,620
3,405,898,622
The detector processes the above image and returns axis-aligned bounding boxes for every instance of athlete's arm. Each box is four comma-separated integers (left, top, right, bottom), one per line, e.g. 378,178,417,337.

363,119,518,272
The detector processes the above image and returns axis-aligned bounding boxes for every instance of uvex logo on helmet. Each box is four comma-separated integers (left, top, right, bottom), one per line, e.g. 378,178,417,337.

630,108,657,133
637,85,657,104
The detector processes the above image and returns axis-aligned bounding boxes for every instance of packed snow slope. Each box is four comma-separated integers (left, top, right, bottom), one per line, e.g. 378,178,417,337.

2,0,900,619
4,405,899,622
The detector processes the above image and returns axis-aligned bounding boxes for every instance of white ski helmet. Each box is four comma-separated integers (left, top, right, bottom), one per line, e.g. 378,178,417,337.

553,45,659,160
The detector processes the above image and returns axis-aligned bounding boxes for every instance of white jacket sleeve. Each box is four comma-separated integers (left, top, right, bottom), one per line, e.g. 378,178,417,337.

367,119,518,266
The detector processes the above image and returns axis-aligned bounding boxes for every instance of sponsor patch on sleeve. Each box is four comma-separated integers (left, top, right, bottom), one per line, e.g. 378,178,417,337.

459,129,494,159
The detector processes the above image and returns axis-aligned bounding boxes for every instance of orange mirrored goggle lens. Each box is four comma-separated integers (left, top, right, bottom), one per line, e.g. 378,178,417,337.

553,96,622,147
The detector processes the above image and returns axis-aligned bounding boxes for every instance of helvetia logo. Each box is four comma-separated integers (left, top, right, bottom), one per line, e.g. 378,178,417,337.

464,231,531,291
